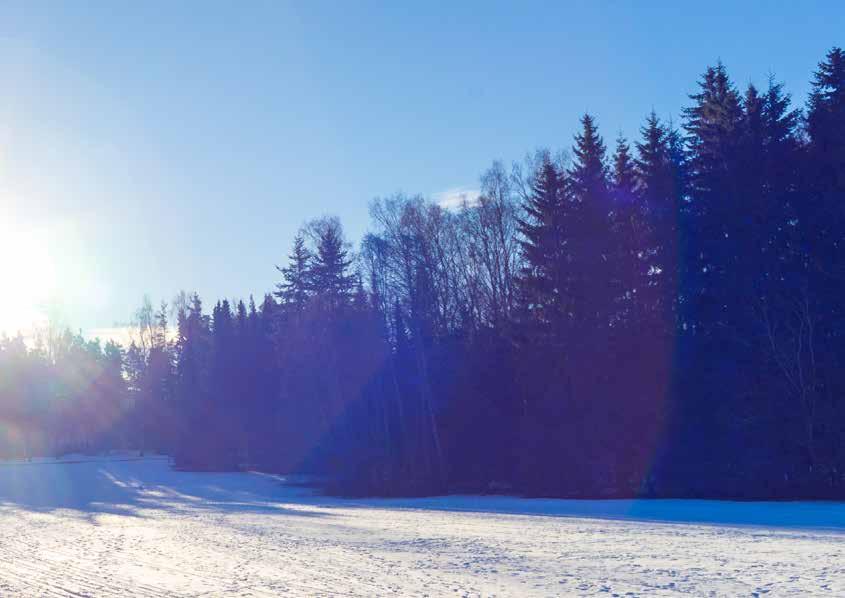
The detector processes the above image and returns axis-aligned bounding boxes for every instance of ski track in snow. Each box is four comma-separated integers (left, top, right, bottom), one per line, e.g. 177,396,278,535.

0,457,842,597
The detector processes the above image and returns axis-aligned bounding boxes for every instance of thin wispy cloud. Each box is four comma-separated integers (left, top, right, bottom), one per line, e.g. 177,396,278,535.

433,186,481,210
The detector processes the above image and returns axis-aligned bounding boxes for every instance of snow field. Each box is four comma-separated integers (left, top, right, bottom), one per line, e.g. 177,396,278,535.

0,457,842,596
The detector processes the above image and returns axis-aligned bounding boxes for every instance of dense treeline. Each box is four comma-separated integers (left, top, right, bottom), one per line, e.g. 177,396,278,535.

0,331,127,457
2,49,844,498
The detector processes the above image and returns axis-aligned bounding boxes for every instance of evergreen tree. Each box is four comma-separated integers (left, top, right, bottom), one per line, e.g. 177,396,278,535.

682,62,744,334
740,78,801,289
172,293,211,467
612,135,637,199
807,47,845,177
208,299,237,467
144,301,172,452
310,218,354,312
636,112,683,332
275,233,312,314
569,114,610,200
516,156,567,335
806,47,845,280
611,134,646,324
567,113,614,330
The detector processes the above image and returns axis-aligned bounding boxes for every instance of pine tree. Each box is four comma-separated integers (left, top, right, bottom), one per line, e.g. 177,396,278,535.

636,112,683,331
275,234,312,314
611,134,647,325
173,293,211,467
568,113,614,329
516,156,567,334
236,300,248,333
683,62,744,199
101,340,127,447
739,78,801,291
124,341,147,450
805,47,845,280
208,299,238,468
144,301,172,452
569,114,609,206
248,295,258,323
259,294,277,342
124,341,144,408
310,218,354,312
682,62,744,333
636,112,672,202
211,299,235,405
612,135,637,200
807,47,845,166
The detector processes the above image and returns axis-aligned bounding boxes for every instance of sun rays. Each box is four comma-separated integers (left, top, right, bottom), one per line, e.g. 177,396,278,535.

0,218,57,336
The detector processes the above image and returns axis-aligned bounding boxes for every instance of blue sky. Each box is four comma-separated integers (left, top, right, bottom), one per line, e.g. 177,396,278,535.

0,1,841,336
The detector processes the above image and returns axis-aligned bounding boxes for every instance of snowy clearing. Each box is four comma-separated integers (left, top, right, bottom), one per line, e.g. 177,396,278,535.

0,457,843,596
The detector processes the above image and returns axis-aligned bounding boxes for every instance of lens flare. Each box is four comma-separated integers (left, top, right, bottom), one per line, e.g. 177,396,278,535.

0,221,57,335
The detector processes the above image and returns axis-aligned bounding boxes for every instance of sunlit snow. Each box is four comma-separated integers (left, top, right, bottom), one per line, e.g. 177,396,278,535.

0,456,842,596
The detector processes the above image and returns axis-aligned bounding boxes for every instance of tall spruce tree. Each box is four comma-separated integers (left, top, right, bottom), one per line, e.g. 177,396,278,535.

636,112,684,332
612,135,637,199
611,134,646,325
568,114,614,330
516,156,567,337
275,233,312,314
806,47,845,281
682,62,745,334
310,218,354,312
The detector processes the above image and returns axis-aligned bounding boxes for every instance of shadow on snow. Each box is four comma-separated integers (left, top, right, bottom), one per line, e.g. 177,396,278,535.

0,456,329,522
1,457,843,532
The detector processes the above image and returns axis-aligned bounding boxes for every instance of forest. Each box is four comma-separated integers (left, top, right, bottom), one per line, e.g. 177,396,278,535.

1,48,843,499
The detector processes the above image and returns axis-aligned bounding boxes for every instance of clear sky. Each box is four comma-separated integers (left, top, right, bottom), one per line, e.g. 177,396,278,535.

0,1,842,338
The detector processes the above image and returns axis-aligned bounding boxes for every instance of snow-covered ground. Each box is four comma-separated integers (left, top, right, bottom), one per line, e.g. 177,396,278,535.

0,457,842,596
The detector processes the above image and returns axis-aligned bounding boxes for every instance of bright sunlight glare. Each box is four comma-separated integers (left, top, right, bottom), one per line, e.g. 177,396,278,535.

0,219,57,336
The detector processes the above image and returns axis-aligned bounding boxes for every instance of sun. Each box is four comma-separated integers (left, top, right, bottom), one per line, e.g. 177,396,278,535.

0,221,57,336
